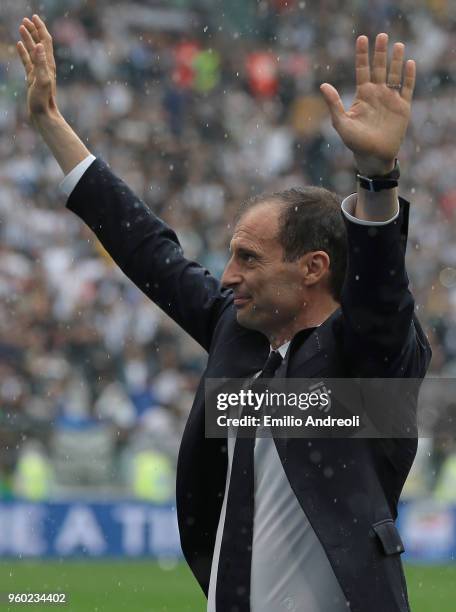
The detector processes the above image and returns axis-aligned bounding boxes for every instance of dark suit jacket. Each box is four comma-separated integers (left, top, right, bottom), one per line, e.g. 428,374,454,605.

67,159,431,612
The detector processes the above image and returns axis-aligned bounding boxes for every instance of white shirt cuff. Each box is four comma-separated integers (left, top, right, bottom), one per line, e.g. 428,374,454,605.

341,193,400,226
59,154,97,196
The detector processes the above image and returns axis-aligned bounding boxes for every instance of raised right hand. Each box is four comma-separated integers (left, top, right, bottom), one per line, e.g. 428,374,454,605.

17,15,58,120
320,33,416,176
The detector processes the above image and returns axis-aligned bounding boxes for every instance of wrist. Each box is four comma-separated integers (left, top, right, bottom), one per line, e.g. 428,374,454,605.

31,107,64,132
354,156,395,177
356,159,400,193
29,109,91,176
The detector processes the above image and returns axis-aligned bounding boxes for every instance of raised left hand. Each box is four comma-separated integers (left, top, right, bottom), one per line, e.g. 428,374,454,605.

17,15,58,121
320,33,416,175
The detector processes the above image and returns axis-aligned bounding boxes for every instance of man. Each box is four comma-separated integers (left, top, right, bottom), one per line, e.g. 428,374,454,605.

17,15,431,612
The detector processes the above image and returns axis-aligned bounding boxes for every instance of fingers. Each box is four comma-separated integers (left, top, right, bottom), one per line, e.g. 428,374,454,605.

31,43,51,88
22,17,40,43
32,14,53,44
372,33,388,84
358,33,415,101
401,60,416,103
355,35,370,87
16,40,33,78
23,15,56,74
19,23,36,56
387,42,405,87
32,14,55,68
320,83,345,127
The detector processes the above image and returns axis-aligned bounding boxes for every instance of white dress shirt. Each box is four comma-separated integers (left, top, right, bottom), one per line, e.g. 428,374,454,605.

207,342,349,612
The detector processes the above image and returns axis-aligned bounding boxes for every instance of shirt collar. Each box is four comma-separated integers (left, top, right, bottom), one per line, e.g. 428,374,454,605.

271,325,319,359
275,341,290,359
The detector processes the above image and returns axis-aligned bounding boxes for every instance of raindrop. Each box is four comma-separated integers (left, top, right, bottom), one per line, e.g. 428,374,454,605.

310,450,322,463
440,267,456,288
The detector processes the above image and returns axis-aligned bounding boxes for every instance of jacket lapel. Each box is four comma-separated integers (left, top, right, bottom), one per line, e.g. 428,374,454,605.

272,308,341,457
285,307,341,378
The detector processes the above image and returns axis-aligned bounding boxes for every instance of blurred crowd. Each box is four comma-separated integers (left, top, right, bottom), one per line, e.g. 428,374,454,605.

1,0,456,502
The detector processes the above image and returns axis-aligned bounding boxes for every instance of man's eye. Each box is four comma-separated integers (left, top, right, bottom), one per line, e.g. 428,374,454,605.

241,253,256,263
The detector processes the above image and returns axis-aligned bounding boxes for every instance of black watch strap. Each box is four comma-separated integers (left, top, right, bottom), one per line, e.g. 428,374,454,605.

356,159,400,192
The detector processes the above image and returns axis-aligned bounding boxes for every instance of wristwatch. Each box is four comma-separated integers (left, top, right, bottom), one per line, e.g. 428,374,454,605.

356,159,400,192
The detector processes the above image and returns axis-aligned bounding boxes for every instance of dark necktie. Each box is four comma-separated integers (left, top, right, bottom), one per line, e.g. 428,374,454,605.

216,350,283,612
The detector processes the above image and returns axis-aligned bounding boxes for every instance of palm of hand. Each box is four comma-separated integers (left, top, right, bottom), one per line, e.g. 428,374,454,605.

28,65,55,117
342,83,410,163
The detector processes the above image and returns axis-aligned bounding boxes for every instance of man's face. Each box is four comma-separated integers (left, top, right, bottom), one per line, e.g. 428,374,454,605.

221,202,306,337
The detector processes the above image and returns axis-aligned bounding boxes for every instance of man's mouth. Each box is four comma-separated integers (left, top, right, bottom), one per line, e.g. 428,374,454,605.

233,296,251,307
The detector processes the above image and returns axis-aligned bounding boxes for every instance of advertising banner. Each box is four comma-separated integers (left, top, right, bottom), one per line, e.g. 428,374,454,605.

0,502,181,559
0,499,455,563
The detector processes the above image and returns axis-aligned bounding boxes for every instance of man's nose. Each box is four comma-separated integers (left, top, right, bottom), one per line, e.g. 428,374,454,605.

221,258,242,289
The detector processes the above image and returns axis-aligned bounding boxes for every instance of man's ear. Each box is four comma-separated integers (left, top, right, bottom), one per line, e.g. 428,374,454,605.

299,251,331,287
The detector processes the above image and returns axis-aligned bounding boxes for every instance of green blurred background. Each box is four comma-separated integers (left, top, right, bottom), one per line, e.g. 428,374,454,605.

2,562,456,611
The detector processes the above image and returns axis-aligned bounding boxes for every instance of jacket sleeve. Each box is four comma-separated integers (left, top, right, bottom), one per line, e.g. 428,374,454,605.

340,197,431,378
66,158,232,352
